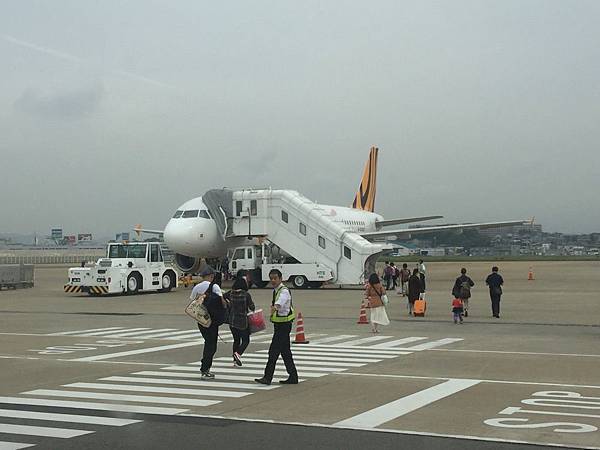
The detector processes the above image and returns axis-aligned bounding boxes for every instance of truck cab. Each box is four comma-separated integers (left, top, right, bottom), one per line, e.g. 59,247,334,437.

65,242,178,295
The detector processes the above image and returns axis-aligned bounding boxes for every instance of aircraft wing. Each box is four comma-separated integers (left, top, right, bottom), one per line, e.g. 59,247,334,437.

361,220,529,240
375,215,443,229
133,225,164,237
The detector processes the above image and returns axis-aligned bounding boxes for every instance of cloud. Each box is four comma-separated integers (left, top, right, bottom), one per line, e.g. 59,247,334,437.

14,84,104,119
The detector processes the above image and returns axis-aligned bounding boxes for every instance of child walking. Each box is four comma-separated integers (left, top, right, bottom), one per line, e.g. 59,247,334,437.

452,298,464,324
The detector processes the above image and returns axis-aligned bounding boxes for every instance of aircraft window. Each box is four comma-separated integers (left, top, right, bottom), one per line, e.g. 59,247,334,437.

236,201,243,216
172,210,183,218
299,223,307,236
233,248,245,260
344,246,352,260
250,200,257,216
281,210,289,223
182,210,199,218
199,210,210,219
150,244,159,262
247,248,253,259
318,236,326,249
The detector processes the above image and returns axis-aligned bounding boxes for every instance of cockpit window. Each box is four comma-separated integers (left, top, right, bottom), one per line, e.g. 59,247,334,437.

182,210,199,218
172,210,183,218
198,210,210,219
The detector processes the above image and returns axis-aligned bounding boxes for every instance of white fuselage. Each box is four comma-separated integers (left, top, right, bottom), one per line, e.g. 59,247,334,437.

163,196,383,258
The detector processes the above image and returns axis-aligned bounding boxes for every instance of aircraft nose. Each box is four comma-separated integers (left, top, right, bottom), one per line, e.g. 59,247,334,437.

164,219,190,254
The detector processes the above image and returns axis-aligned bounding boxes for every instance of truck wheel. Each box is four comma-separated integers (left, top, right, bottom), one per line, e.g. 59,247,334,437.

292,275,308,289
159,272,174,293
127,273,141,294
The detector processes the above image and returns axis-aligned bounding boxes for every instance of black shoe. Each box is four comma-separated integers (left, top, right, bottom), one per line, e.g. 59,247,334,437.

233,352,242,367
254,378,271,385
279,378,299,385
201,371,215,380
464,310,468,317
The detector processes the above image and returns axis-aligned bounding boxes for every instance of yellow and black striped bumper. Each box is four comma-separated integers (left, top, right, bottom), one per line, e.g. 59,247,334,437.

64,285,82,293
89,286,108,294
64,285,108,294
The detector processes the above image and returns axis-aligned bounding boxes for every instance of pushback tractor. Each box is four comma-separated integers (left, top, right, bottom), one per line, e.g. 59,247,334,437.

64,242,178,296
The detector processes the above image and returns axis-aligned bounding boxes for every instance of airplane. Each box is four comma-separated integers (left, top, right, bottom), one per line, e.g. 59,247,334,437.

135,147,527,273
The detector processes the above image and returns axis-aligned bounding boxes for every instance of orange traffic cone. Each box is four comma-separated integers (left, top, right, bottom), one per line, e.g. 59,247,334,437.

528,267,535,281
357,302,369,324
292,312,310,344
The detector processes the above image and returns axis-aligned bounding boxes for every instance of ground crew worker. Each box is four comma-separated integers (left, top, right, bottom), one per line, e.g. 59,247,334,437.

485,266,504,318
255,269,298,385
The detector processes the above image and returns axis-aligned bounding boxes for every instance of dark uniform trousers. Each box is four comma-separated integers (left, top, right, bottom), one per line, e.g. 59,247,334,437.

263,321,298,382
490,293,501,317
198,323,218,373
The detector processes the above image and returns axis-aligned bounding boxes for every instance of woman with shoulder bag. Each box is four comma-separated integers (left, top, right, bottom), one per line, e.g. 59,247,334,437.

364,273,390,333
224,273,255,367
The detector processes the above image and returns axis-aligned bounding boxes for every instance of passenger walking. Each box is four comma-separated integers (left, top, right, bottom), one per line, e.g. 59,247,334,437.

451,298,464,324
383,262,393,290
485,266,504,318
224,273,255,366
399,263,410,296
364,273,390,333
255,269,298,385
418,259,427,292
391,262,399,290
452,268,475,317
407,268,422,315
190,266,228,379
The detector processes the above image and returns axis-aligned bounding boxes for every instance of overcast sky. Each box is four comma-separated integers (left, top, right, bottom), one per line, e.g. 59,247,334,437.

1,0,599,236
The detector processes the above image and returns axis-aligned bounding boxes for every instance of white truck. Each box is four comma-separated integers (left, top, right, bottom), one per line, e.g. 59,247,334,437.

228,243,333,289
64,242,178,296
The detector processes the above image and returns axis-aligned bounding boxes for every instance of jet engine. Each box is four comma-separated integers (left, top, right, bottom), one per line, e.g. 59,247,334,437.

174,253,202,274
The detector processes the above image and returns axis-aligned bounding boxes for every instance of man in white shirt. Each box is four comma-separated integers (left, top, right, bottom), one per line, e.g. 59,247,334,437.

255,269,298,385
418,259,427,292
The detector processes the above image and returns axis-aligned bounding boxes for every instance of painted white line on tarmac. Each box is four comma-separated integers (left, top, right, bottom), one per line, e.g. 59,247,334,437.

397,338,464,351
106,328,178,338
286,344,408,354
256,349,404,359
63,382,251,398
0,423,93,439
333,336,395,346
370,337,428,348
209,361,347,372
135,330,198,339
213,356,368,367
100,376,278,390
70,341,200,361
76,328,151,337
47,327,125,336
22,390,219,407
0,396,188,415
334,379,480,428
430,348,600,358
133,371,305,383
309,335,358,345
0,408,141,426
0,441,35,450
338,372,600,389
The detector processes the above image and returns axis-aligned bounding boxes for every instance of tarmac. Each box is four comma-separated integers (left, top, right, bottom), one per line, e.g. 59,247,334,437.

0,261,598,449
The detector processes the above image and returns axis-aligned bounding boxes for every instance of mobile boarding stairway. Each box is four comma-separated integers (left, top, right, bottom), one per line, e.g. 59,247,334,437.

202,189,393,285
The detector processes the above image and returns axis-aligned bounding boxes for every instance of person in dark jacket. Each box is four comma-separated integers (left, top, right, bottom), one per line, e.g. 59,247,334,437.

190,266,228,379
485,266,504,318
407,268,422,316
452,268,475,317
224,274,255,366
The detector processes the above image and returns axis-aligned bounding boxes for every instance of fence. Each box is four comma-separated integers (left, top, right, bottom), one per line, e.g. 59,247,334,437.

0,254,103,265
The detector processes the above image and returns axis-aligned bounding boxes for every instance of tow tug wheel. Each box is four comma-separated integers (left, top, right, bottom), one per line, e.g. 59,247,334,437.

127,273,140,294
160,272,174,293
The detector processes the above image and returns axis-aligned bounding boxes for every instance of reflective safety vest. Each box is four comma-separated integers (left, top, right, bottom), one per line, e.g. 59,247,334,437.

270,285,295,323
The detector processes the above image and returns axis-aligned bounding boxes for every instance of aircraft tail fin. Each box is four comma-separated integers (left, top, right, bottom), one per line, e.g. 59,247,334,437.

352,146,378,212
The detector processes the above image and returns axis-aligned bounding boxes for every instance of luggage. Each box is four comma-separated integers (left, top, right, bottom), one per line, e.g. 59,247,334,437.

185,295,212,327
247,309,266,334
413,298,427,317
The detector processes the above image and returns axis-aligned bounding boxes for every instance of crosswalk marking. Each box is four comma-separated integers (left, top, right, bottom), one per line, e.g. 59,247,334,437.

297,344,408,354
99,376,279,390
105,328,178,338
0,442,34,450
75,328,152,337
63,383,251,398
213,357,366,367
47,327,125,336
164,332,202,340
333,336,395,346
397,338,464,351
209,361,347,372
163,366,325,378
0,409,141,426
309,335,358,345
0,397,187,415
0,423,93,439
22,390,219,407
134,329,198,339
132,371,284,383
256,349,401,359
71,341,200,362
370,337,428,348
